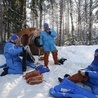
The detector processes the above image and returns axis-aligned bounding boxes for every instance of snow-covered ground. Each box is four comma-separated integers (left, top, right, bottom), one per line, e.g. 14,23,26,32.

0,45,98,98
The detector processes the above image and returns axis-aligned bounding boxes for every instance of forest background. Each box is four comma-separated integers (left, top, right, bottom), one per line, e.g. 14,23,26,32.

0,0,98,47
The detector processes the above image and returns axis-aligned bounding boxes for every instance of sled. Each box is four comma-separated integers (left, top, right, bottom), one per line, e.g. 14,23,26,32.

23,70,43,85
26,74,43,85
23,70,41,80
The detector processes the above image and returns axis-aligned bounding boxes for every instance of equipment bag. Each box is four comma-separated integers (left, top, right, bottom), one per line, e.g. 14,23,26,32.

23,70,43,85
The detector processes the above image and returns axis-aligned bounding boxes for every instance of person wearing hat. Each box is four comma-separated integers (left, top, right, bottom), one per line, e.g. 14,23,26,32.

1,34,36,76
58,49,98,95
39,23,60,68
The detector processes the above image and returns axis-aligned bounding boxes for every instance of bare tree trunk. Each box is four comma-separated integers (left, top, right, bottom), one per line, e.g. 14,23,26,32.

84,0,88,44
20,0,26,29
66,0,70,40
58,0,63,46
0,0,3,42
88,0,93,45
77,0,82,43
62,16,65,45
50,1,54,28
36,17,38,28
70,0,74,44
39,0,42,28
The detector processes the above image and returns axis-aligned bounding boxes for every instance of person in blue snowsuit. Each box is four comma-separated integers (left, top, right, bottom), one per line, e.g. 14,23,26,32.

57,48,98,97
49,78,97,98
78,48,98,95
49,49,98,98
0,34,36,76
40,23,60,68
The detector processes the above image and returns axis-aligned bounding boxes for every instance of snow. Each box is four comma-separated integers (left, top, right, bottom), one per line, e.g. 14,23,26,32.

0,45,98,98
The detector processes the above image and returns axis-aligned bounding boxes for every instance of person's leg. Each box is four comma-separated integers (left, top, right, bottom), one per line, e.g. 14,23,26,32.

52,50,59,65
44,51,50,67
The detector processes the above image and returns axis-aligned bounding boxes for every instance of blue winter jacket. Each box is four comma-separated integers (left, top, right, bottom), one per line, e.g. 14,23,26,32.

49,78,97,98
40,29,57,52
83,49,98,94
4,42,36,74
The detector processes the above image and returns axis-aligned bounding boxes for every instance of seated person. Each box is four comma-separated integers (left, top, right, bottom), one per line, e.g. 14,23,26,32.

58,49,98,95
1,34,36,76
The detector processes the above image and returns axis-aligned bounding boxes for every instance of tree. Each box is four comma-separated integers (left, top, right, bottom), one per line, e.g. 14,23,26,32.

58,0,64,46
0,0,3,42
70,0,75,44
88,0,93,45
3,0,27,40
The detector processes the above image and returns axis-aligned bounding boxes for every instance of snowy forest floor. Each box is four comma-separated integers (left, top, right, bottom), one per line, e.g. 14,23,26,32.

0,45,98,98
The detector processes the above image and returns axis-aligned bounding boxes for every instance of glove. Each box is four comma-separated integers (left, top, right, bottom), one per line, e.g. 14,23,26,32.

26,45,31,53
38,45,43,47
45,29,51,34
24,45,29,50
79,69,88,76
48,31,51,34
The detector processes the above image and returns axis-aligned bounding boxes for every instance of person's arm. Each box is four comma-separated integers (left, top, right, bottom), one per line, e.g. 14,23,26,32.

79,69,98,78
45,28,57,38
26,61,36,69
88,71,98,78
7,44,23,55
50,29,57,38
84,65,92,71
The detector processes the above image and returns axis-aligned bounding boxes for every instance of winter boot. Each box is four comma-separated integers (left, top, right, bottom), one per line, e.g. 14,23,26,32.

44,51,50,67
58,58,67,65
0,67,9,76
64,74,70,78
58,77,63,83
52,50,60,65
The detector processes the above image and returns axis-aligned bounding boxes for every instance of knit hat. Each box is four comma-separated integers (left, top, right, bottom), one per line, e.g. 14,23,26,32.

10,34,19,41
43,23,49,27
95,49,98,52
91,49,98,65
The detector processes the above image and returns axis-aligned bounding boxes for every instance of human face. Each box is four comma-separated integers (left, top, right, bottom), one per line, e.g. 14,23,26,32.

44,26,50,33
15,39,21,46
44,26,49,31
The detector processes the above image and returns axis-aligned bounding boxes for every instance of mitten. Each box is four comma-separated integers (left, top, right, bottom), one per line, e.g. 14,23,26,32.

24,45,29,50
48,31,51,34
39,45,43,47
79,70,88,76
